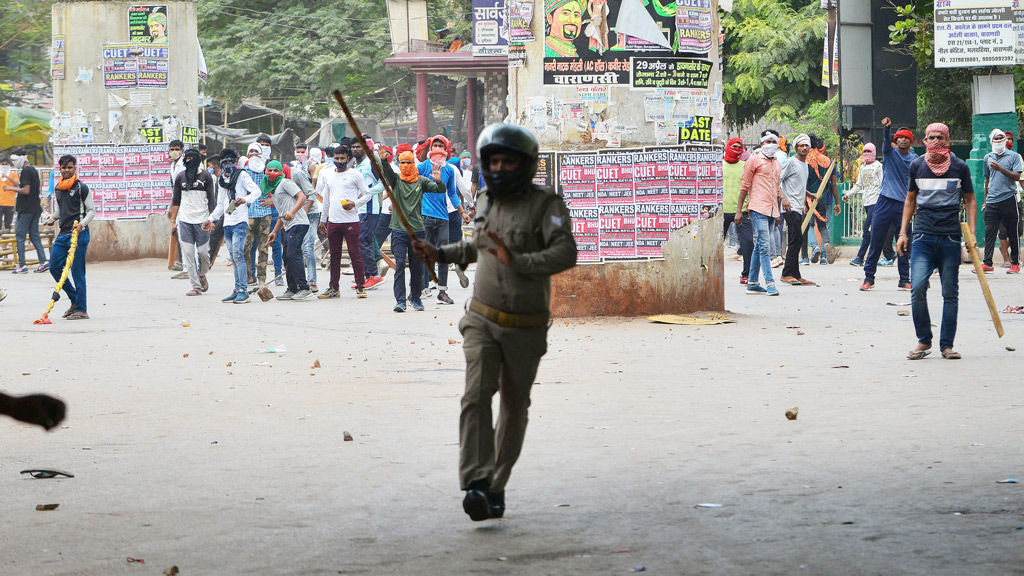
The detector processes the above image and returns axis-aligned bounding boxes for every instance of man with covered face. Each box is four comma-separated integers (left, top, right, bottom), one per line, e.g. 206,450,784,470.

170,149,217,296
413,124,577,521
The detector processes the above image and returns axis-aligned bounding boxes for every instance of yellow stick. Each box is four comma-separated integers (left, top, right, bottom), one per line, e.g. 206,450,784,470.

34,223,80,324
801,161,837,234
961,222,1004,338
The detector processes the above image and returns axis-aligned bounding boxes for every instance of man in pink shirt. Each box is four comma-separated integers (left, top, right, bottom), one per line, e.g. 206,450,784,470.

735,133,789,296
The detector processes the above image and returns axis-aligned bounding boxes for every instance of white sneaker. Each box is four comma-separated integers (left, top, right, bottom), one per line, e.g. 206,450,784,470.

277,291,295,301
421,287,432,298
292,289,312,300
378,260,390,278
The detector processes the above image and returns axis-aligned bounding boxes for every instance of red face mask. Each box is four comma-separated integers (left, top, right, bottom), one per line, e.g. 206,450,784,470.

264,169,283,179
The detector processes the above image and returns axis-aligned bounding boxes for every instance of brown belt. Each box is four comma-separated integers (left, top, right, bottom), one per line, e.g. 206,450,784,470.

469,299,550,328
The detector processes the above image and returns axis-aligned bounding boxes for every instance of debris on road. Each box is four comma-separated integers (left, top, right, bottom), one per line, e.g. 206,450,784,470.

694,503,723,508
997,478,1018,483
786,407,799,421
312,359,321,369
35,504,59,511
343,431,353,441
163,567,179,575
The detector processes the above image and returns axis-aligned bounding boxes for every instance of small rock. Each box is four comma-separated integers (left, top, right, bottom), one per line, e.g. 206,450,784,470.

1006,347,1016,352
183,353,189,358
897,310,909,316
163,567,180,576
312,359,321,369
35,504,59,511
796,331,805,336
786,407,799,421
343,431,353,441
226,362,232,367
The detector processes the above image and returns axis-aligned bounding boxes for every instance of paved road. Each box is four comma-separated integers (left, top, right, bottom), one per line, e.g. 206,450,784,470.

1,256,1021,575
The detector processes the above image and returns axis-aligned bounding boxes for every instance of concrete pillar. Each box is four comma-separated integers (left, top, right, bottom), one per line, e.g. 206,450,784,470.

467,78,479,158
416,73,429,141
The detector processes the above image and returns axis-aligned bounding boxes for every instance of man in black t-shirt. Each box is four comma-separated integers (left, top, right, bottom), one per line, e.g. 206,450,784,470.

4,151,49,273
897,123,977,361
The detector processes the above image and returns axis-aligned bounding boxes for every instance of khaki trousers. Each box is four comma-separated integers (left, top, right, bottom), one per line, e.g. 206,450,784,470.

244,216,271,282
458,309,548,493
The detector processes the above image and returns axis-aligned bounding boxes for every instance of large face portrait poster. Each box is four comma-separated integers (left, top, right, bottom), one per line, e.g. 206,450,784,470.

129,5,169,44
543,0,711,85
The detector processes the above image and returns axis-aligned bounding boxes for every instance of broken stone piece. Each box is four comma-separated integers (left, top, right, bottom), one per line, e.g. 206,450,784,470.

343,431,353,441
785,407,799,421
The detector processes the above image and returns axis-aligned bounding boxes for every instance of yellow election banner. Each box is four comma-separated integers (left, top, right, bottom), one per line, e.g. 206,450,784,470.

678,116,712,144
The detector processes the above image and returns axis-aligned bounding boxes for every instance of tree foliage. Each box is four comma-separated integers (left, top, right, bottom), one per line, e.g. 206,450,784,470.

721,0,828,127
198,0,414,120
0,0,52,107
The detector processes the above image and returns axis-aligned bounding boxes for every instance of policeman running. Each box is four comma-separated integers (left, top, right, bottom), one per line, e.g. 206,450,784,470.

414,124,578,521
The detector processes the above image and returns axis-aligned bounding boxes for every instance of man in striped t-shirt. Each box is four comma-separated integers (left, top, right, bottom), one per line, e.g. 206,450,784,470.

897,122,977,361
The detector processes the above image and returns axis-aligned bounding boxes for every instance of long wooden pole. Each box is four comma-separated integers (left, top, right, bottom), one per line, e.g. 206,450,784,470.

331,89,438,283
801,161,837,233
961,222,1005,338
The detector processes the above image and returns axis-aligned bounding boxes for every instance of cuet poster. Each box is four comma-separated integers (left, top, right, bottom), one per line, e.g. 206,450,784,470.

509,0,536,42
674,0,713,54
473,0,509,56
103,43,139,89
137,45,169,88
546,146,722,263
53,144,173,220
51,36,65,79
543,0,711,85
129,5,169,44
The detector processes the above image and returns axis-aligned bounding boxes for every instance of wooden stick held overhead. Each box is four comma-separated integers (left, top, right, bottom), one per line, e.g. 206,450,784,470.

961,222,1005,338
331,89,437,283
801,161,837,234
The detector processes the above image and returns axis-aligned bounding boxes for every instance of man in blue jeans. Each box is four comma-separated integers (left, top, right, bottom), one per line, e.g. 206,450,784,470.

735,133,787,296
204,149,263,303
899,122,976,361
862,117,919,291
418,135,467,304
46,155,95,320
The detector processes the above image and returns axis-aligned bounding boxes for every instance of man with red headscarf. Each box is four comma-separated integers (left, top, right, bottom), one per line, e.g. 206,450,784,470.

861,117,918,291
899,122,976,361
418,135,468,305
722,137,753,283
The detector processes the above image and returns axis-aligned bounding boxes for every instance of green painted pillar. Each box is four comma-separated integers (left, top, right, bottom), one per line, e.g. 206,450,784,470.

969,112,1016,245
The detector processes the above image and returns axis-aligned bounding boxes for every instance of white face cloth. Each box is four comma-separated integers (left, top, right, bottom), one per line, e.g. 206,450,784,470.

993,141,1007,155
260,144,271,162
10,155,26,169
247,156,265,173
0,165,10,178
760,143,779,157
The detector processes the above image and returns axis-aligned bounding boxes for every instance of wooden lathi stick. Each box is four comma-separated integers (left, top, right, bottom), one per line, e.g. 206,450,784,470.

961,222,1005,338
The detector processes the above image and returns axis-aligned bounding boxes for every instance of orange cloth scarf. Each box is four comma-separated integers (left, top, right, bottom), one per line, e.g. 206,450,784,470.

55,174,78,191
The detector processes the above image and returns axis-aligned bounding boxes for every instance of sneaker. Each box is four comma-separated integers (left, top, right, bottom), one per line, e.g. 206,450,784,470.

982,264,995,273
394,300,407,312
859,281,874,291
341,266,354,276
771,257,784,268
274,277,285,286
421,288,432,298
878,257,894,267
248,278,257,287
364,275,384,290
798,258,809,265
222,292,238,303
820,258,828,265
356,287,367,299
850,257,864,266
811,249,820,264
437,290,454,305
455,266,470,288
277,291,295,301
378,260,390,278
233,293,251,304
1010,265,1021,274
411,298,425,311
34,261,49,273
318,288,340,299
292,289,312,300
739,276,748,285
746,283,767,294
11,266,27,274
898,281,912,291
766,283,780,296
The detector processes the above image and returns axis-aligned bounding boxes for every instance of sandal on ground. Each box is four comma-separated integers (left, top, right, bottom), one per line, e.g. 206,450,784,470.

66,311,89,320
790,278,815,286
186,289,203,296
941,349,962,360
62,306,77,319
200,276,209,292
907,349,932,360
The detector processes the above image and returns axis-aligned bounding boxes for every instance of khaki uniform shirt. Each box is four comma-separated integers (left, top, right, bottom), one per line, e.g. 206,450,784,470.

442,185,577,316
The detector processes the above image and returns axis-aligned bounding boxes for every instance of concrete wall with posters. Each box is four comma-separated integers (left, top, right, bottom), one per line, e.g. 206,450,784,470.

51,0,199,260
506,0,725,316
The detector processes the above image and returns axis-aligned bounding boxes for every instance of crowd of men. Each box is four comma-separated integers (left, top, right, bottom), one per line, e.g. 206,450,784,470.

163,133,479,309
723,119,1021,360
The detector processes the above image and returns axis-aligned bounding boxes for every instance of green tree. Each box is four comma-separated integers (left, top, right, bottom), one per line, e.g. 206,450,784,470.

0,0,52,107
198,0,414,120
721,0,828,127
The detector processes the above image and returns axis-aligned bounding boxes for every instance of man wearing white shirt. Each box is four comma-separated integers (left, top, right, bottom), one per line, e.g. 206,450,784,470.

170,149,216,296
202,149,263,303
316,145,372,299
